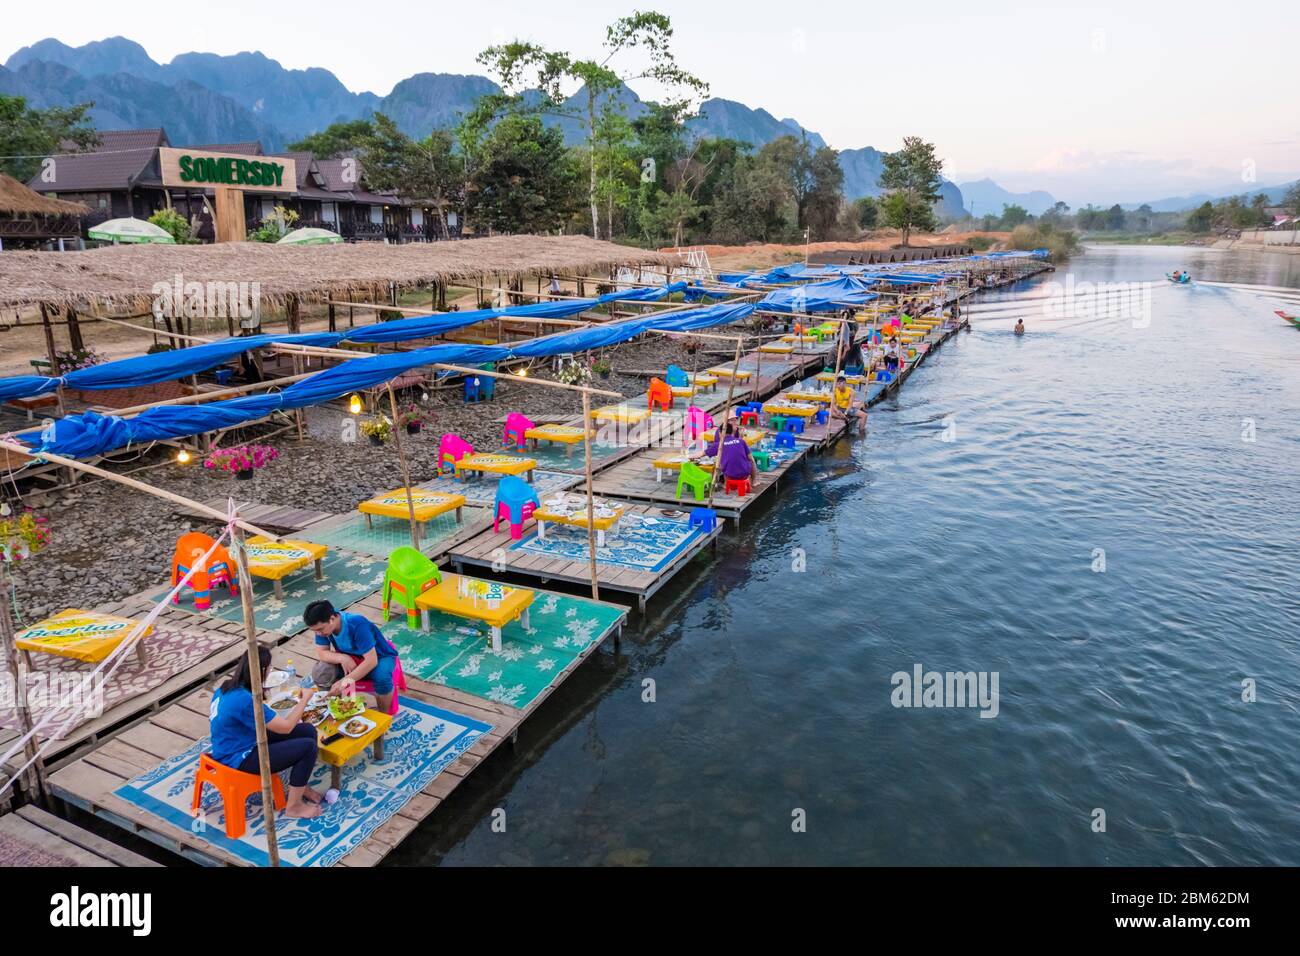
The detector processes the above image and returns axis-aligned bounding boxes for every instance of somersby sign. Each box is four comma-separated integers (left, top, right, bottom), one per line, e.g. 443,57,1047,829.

158,147,295,194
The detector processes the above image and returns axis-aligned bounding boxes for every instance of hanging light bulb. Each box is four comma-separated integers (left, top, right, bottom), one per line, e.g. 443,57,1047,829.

349,393,363,415
177,448,192,464
516,368,527,378
0,502,10,517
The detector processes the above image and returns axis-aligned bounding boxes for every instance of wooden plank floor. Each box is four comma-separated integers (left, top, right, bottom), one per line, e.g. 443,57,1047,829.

48,583,624,867
180,498,335,532
448,502,722,611
0,804,159,867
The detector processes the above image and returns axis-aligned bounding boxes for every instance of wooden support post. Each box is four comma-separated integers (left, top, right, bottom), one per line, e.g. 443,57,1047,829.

291,355,306,441
231,521,280,867
0,579,51,806
327,302,336,334
66,308,85,352
581,391,599,601
386,384,421,551
285,295,301,335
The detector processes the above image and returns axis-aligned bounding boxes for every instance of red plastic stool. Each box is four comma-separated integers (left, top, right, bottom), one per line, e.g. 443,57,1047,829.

724,477,752,497
739,410,759,427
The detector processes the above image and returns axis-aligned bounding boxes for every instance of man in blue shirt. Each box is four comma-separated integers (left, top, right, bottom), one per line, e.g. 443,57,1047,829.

304,600,400,714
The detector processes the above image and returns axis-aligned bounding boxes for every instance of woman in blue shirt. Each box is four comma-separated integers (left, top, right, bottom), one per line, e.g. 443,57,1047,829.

304,601,400,714
208,644,322,820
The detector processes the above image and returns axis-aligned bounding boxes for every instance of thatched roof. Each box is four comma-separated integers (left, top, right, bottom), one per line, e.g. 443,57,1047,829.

0,235,676,313
0,174,90,218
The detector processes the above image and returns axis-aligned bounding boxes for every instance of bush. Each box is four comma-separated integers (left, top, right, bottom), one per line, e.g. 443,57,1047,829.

147,208,194,243
1008,223,1080,262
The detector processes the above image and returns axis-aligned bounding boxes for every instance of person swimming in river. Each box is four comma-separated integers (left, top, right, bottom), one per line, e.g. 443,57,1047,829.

1014,318,1025,336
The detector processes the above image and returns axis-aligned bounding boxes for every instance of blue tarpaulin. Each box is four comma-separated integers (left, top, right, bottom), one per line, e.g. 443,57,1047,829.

758,276,880,313
18,302,756,459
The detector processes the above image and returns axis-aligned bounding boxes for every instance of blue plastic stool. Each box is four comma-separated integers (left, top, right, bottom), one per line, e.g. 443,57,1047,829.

740,401,763,416
814,409,829,425
689,507,718,533
775,432,796,449
214,368,234,386
785,418,805,434
464,376,485,403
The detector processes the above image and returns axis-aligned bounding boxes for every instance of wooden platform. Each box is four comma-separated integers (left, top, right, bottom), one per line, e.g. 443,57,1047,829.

0,804,159,867
589,446,809,526
179,498,335,533
47,585,625,867
448,502,722,612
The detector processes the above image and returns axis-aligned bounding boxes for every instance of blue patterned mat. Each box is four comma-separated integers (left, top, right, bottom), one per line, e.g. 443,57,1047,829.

114,696,491,867
512,511,703,572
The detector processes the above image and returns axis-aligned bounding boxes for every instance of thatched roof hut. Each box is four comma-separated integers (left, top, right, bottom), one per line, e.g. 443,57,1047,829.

0,235,676,313
0,173,91,218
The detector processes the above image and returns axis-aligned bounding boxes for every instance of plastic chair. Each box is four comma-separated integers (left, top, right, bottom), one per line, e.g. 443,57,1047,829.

665,365,690,389
382,546,442,628
171,532,237,611
353,657,408,716
493,475,540,540
739,410,759,428
647,378,674,412
191,753,286,840
689,507,717,532
684,406,714,441
438,434,474,475
785,417,805,434
724,476,752,497
676,461,711,502
503,412,534,448
775,432,796,449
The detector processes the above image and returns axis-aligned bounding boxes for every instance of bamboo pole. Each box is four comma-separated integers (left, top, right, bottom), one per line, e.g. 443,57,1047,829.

385,383,421,550
230,520,280,867
0,578,50,805
581,391,599,601
106,372,317,417
0,441,277,539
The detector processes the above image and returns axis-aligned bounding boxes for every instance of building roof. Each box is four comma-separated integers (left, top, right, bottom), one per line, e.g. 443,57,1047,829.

0,174,89,217
0,235,676,313
28,148,158,194
59,129,171,152
188,142,264,156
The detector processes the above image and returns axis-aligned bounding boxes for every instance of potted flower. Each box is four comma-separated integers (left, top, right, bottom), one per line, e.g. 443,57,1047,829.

591,358,612,380
681,335,704,355
204,444,280,480
0,507,51,564
556,360,592,386
360,414,392,446
396,404,428,435
53,347,101,375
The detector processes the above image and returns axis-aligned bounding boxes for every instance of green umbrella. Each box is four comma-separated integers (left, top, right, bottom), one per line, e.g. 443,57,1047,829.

87,217,177,244
276,226,344,245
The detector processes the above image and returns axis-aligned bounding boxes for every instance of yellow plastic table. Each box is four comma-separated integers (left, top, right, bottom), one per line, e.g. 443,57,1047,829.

652,453,714,482
590,405,650,425
358,488,465,528
688,373,718,390
816,371,867,385
780,334,819,345
316,707,393,790
700,427,763,446
669,384,697,399
525,424,590,458
759,342,795,354
785,388,836,404
762,399,820,419
707,367,753,381
533,494,625,547
15,609,153,667
415,572,535,652
454,453,537,483
243,536,330,599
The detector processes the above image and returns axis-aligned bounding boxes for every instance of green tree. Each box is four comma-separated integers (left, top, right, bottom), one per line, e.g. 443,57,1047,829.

287,119,376,159
852,196,879,229
360,113,462,237
1105,204,1126,231
1186,201,1215,233
466,113,580,234
477,11,707,239
147,208,193,243
1282,183,1300,220
877,136,943,244
999,203,1029,228
0,94,97,182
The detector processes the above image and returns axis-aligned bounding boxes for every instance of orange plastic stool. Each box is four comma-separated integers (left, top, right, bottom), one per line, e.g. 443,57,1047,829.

191,753,286,839
647,378,674,411
724,477,752,497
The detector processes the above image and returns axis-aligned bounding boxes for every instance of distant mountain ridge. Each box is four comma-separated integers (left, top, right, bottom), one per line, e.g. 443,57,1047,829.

5,35,970,213
958,178,1058,216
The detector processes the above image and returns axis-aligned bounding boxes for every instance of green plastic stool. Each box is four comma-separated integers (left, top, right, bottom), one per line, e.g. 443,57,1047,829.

769,414,787,432
752,449,772,471
382,545,442,628
676,461,712,501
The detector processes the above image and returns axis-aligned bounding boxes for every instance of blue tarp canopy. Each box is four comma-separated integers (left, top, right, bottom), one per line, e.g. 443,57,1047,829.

19,302,756,459
758,276,879,313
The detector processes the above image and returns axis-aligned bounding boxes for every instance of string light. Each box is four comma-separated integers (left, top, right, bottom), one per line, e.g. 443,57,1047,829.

176,449,192,464
516,368,528,378
348,393,363,414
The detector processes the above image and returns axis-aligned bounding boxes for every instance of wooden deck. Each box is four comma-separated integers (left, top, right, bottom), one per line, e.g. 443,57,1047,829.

448,502,722,612
47,585,625,867
0,804,159,867
178,498,335,533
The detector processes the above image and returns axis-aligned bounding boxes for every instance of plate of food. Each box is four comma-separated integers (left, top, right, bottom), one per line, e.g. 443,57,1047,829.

264,670,291,690
339,715,376,739
268,693,298,713
327,694,365,721
303,705,328,726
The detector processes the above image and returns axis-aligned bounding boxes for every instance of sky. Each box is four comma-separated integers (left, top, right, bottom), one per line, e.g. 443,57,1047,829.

4,0,1298,206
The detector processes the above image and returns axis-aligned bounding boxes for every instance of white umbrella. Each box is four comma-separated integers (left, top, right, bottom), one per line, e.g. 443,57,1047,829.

87,217,177,244
276,227,344,245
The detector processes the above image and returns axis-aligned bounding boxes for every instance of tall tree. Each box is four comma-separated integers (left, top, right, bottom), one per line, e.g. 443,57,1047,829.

0,94,97,182
466,113,580,235
877,136,943,245
287,119,376,159
477,11,707,239
360,114,462,237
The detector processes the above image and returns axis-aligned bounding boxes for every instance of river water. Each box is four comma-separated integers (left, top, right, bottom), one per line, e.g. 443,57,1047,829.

390,244,1300,866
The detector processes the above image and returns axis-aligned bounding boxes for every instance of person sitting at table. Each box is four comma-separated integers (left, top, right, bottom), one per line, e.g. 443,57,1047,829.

831,373,868,437
696,419,757,483
208,644,323,819
303,600,401,714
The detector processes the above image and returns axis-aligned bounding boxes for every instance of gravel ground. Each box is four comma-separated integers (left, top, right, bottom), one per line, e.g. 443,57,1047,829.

1,333,724,624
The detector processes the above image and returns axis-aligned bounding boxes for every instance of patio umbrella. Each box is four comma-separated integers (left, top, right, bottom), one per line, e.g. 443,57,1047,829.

277,227,344,245
87,217,177,244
